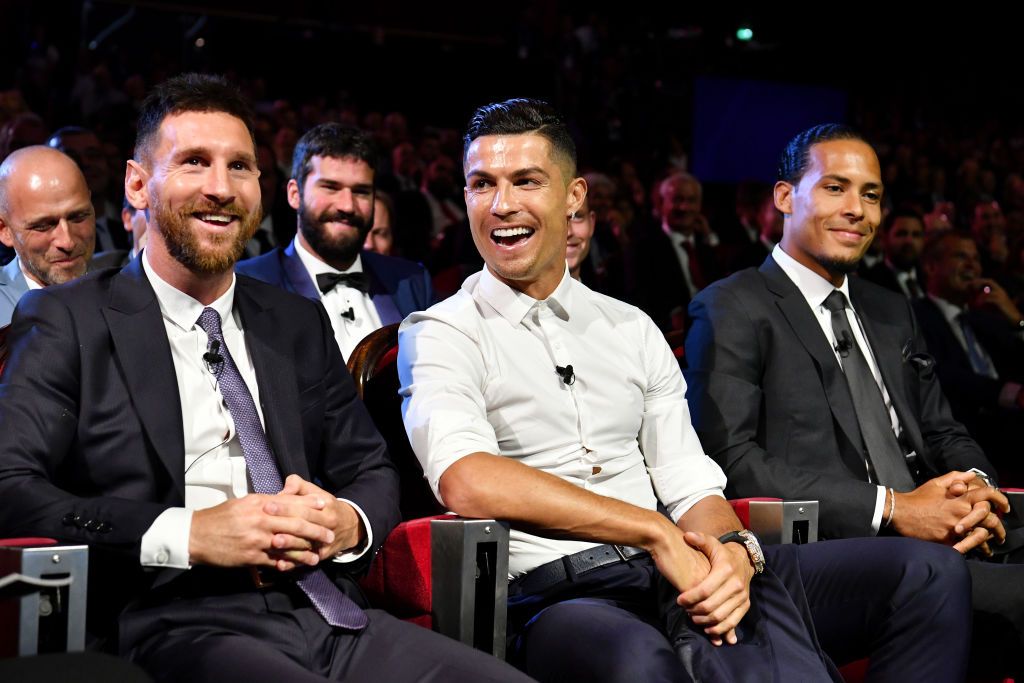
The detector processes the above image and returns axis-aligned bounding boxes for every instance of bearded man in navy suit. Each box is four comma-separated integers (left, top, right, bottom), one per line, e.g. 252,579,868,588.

237,124,433,361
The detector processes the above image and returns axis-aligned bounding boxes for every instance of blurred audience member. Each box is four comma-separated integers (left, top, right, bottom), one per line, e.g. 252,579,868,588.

364,191,395,256
862,208,927,299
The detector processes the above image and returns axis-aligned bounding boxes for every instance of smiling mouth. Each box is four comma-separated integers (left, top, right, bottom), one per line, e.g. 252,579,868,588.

193,212,237,227
491,226,535,247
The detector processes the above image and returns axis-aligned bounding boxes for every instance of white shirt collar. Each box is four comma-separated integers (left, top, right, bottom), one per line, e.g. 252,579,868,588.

142,249,236,332
20,260,43,290
476,265,574,326
928,294,965,324
293,235,364,277
772,244,853,310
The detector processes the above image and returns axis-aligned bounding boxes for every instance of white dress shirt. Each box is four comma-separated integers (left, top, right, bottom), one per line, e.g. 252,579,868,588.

773,245,898,532
663,228,701,295
293,237,382,361
398,266,727,578
139,251,370,568
20,262,42,290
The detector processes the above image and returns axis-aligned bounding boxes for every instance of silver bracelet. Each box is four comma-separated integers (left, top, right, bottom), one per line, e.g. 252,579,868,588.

884,487,896,528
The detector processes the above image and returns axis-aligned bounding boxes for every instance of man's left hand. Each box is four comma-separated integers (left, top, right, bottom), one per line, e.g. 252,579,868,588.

266,475,366,570
677,531,755,647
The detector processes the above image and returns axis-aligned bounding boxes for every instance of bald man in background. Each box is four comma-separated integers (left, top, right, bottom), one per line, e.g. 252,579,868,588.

0,145,96,325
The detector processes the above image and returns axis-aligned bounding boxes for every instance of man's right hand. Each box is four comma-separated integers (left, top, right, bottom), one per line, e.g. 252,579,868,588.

647,521,712,598
892,471,1009,554
188,493,338,569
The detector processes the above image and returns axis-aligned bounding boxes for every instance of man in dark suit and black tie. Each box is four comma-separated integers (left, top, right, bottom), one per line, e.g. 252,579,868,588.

0,73,529,683
236,123,433,361
684,123,1024,679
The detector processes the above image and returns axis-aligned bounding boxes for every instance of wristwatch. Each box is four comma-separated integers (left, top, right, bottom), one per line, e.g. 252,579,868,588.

718,530,765,574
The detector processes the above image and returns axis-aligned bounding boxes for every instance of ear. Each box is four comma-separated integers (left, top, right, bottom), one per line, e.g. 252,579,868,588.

125,160,149,211
566,177,587,218
774,180,793,215
0,218,12,248
287,178,301,211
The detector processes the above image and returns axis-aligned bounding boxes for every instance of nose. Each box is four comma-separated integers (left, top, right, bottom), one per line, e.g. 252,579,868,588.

334,188,355,214
491,181,516,217
841,191,865,220
51,218,75,252
202,163,235,204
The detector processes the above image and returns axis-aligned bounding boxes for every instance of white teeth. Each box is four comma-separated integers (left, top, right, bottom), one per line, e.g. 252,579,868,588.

198,214,232,223
492,227,533,238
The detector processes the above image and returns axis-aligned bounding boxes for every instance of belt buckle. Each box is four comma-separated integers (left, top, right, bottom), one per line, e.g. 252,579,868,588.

250,567,275,588
612,545,629,562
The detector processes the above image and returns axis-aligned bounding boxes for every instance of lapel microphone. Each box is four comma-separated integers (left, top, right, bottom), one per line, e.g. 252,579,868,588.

555,364,576,385
203,339,225,374
834,332,854,358
340,307,356,321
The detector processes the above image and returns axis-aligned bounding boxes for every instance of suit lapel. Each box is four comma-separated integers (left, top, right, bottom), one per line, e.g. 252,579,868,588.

363,256,402,325
760,257,867,456
102,259,186,498
282,241,321,301
234,280,310,480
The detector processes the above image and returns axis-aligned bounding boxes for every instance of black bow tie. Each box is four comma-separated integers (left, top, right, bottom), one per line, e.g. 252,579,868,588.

316,271,369,294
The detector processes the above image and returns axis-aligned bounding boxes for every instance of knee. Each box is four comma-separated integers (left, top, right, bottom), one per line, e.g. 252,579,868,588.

521,602,688,683
894,539,971,613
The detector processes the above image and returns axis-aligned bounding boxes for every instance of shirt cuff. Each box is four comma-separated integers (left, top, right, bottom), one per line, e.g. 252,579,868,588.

140,507,193,569
998,382,1022,409
870,485,887,535
331,498,373,564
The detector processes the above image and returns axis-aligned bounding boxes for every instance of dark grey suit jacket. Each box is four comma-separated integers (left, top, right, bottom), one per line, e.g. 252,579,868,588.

0,257,399,642
684,255,993,539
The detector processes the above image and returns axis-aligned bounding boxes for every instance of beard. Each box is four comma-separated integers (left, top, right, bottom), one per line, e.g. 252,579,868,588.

153,193,261,274
817,253,862,275
297,198,372,267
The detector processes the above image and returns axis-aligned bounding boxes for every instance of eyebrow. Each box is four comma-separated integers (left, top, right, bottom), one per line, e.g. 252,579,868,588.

174,147,257,165
821,174,883,191
466,166,551,180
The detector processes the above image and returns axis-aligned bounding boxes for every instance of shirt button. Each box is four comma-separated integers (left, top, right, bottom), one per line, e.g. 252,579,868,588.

156,551,169,564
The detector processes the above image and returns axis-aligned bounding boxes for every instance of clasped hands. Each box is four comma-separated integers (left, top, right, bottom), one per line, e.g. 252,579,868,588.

651,525,755,648
188,474,364,571
892,470,1010,556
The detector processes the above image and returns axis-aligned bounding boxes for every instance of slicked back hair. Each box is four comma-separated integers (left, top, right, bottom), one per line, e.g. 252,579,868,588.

777,123,867,185
463,98,577,178
134,73,256,166
291,123,377,191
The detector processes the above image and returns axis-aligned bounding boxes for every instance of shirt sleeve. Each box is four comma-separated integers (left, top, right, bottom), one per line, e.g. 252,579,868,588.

397,313,500,505
636,314,728,522
332,498,373,563
140,507,193,569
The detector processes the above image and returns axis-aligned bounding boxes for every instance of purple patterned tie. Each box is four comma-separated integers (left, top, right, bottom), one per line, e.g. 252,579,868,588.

196,307,368,630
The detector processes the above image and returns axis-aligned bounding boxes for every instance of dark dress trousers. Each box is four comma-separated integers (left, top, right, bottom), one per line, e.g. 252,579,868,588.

684,254,1024,678
0,258,528,683
235,241,435,325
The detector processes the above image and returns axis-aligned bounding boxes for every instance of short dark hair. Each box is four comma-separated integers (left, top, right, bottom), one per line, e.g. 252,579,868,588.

777,123,867,184
882,207,924,234
463,98,577,177
921,229,973,266
134,73,256,165
291,123,376,190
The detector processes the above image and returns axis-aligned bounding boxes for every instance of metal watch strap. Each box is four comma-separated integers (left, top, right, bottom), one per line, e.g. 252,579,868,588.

718,530,765,574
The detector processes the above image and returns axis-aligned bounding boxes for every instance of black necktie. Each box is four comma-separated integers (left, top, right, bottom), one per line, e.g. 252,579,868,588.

316,272,369,294
823,291,916,491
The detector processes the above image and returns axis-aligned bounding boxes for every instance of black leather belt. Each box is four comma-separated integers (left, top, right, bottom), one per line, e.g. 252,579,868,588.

511,544,650,596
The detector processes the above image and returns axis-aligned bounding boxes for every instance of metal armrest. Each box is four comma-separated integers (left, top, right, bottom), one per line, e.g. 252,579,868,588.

430,518,509,659
0,541,88,657
729,498,819,544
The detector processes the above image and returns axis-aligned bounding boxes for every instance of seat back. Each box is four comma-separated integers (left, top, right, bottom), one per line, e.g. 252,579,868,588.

347,323,444,520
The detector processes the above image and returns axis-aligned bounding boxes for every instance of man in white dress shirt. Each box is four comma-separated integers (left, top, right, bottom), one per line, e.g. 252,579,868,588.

398,98,972,682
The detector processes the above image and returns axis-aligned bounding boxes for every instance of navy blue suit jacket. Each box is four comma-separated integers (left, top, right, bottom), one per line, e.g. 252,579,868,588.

235,242,434,325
